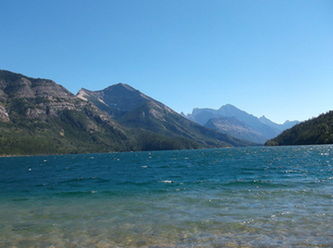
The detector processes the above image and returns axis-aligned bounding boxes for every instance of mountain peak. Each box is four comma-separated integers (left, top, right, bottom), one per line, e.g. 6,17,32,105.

77,88,93,101
0,69,73,99
219,104,239,110
114,82,133,88
0,69,33,81
218,104,250,117
78,82,154,114
103,83,137,93
259,115,272,122
283,120,299,124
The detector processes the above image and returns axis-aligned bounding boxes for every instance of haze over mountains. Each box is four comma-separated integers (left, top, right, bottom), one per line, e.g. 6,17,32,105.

0,70,248,155
187,105,299,144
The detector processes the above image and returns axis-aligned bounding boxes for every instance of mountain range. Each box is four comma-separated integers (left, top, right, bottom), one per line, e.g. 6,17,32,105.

0,70,249,155
187,105,299,144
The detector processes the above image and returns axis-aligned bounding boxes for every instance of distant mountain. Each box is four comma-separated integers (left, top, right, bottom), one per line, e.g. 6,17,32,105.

259,115,300,132
266,111,333,146
205,116,268,144
281,120,301,130
0,70,248,155
187,104,299,144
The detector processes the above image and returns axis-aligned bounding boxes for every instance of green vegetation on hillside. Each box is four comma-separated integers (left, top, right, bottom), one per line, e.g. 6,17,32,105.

266,111,333,146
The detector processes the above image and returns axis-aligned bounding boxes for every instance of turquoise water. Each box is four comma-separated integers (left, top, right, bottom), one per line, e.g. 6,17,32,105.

0,146,332,248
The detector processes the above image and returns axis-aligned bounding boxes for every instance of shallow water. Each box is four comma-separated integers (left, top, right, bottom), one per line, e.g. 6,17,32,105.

0,145,332,247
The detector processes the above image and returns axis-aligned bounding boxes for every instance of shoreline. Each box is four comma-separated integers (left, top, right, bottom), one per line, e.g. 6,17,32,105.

1,143,332,158
0,146,239,158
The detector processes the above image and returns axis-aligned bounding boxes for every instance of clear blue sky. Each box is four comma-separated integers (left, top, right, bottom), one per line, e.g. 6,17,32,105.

1,0,332,123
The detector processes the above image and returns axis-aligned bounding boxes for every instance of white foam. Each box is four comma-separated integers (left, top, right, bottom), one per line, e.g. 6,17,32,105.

161,180,173,183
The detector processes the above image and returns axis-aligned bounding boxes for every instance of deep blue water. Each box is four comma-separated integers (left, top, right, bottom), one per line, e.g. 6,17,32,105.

0,145,332,247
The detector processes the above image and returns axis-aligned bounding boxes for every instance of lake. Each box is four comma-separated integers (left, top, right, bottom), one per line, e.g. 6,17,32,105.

0,145,332,247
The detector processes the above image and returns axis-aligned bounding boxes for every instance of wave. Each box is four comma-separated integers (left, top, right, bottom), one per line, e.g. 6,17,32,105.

59,177,110,184
216,180,290,188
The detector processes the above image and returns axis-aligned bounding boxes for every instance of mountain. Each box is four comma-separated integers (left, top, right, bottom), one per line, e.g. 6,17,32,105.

0,70,134,155
0,70,248,155
266,111,333,146
187,104,299,144
281,120,301,130
205,117,269,144
259,115,300,132
188,108,219,126
76,84,249,149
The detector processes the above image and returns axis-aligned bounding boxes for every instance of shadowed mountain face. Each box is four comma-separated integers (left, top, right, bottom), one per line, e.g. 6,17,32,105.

266,111,333,146
77,85,249,149
0,70,249,155
187,105,299,144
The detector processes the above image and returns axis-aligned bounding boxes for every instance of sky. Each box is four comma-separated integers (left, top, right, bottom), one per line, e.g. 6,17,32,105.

1,0,332,123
